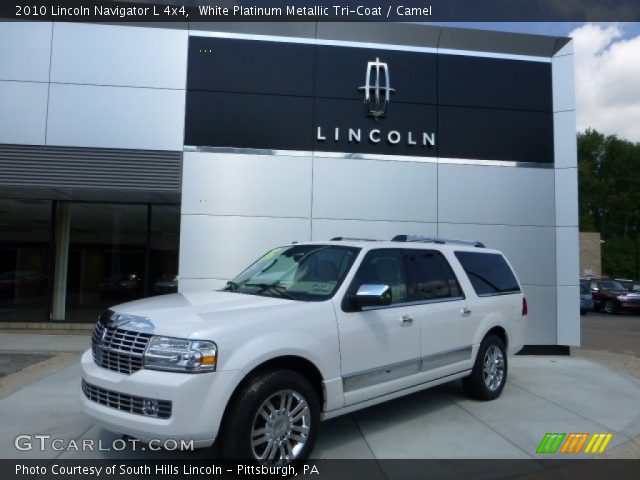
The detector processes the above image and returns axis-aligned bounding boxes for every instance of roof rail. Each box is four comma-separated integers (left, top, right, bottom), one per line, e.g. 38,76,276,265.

330,237,378,242
392,234,485,248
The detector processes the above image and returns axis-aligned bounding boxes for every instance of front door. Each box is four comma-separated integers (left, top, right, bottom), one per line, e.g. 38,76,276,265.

334,248,421,406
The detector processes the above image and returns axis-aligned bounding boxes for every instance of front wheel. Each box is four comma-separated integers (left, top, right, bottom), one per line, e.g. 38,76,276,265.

220,369,320,466
604,300,617,315
463,335,507,401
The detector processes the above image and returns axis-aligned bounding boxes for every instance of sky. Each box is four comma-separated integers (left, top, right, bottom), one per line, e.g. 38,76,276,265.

437,22,640,142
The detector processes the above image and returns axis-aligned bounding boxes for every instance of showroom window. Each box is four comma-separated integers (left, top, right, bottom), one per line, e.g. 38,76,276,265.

0,200,180,323
0,199,52,323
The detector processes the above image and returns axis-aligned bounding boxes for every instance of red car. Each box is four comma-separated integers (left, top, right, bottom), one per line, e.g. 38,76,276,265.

588,280,640,314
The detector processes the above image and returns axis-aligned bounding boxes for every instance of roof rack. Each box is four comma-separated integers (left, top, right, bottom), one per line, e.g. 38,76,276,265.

330,237,378,242
392,234,485,248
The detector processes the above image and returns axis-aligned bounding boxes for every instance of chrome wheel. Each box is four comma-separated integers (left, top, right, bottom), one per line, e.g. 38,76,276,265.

483,345,505,391
250,389,311,465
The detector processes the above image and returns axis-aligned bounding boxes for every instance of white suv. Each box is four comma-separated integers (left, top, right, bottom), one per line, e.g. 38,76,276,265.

81,235,527,464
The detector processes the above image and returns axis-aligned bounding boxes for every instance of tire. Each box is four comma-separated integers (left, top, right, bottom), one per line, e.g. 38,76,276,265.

604,300,617,315
220,369,320,466
463,335,507,401
580,309,586,316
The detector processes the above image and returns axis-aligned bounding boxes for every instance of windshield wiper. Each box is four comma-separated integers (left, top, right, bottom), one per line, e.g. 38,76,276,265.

243,283,296,300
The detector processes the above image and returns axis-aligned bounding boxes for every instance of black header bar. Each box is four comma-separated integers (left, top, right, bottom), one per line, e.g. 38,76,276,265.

2,0,640,22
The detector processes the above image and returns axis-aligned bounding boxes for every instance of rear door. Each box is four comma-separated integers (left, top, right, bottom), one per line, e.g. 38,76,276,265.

403,249,476,379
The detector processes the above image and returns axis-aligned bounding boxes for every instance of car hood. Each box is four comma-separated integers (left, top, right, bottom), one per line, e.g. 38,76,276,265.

107,290,304,338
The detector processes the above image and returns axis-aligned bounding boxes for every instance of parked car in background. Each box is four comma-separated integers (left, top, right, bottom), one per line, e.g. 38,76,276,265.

0,270,46,297
589,279,640,314
153,274,178,295
615,279,640,293
98,273,142,300
580,283,593,315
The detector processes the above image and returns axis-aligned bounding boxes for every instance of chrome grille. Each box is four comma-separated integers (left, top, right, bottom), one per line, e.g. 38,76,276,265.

82,379,172,419
91,318,153,375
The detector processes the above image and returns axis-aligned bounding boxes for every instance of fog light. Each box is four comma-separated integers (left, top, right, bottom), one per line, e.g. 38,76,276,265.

142,399,159,416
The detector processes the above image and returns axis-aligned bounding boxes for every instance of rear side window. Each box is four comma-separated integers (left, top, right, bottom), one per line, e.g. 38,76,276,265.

404,250,462,300
454,251,520,296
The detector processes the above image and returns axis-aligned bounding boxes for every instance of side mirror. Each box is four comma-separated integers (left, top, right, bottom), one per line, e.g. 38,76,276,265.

350,284,392,308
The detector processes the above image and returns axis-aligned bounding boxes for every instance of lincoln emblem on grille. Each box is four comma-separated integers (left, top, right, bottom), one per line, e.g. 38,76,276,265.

358,57,395,121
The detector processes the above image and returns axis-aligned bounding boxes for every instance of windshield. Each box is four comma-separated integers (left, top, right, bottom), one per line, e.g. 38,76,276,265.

225,245,359,301
599,281,626,291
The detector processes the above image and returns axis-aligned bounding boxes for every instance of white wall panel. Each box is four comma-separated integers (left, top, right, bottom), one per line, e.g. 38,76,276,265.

553,110,577,168
50,23,187,89
182,152,312,217
46,84,185,150
521,285,557,345
438,164,555,227
556,226,579,286
313,157,437,222
552,53,575,112
0,22,52,82
179,215,311,280
438,223,556,286
555,168,579,227
312,219,437,241
557,285,580,346
0,81,48,145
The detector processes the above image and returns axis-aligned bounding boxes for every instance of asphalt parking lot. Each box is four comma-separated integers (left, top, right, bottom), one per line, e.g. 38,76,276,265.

580,312,640,357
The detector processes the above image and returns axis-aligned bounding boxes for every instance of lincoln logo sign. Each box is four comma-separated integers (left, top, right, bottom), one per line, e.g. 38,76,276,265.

316,58,436,149
359,57,395,120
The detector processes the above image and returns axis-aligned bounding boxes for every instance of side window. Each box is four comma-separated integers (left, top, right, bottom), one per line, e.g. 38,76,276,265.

351,249,409,304
404,250,462,300
454,251,521,296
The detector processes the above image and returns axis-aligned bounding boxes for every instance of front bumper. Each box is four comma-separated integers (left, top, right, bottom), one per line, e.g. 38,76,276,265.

80,350,239,448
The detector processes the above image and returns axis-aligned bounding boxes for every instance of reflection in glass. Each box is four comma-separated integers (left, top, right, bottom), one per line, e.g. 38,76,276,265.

150,205,180,296
0,199,51,322
65,203,148,323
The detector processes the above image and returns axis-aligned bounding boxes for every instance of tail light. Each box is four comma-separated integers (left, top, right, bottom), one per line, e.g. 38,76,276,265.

522,297,528,316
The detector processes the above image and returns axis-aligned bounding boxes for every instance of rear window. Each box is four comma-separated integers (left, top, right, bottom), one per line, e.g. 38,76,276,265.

454,251,521,296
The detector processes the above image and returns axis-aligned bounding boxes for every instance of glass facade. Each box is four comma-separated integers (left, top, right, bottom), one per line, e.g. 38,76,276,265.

0,200,180,323
0,199,52,323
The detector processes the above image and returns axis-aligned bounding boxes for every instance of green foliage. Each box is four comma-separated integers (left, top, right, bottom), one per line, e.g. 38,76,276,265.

578,130,640,278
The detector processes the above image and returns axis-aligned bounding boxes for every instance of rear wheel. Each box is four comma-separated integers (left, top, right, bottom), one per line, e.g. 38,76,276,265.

463,335,507,401
220,369,320,465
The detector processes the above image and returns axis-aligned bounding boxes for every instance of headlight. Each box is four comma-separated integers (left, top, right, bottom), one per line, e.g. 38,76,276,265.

144,336,217,373
617,294,628,300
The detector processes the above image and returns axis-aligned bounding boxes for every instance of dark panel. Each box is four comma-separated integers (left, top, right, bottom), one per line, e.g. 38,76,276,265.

439,55,552,112
438,27,558,58
187,36,315,96
315,45,437,104
438,106,553,163
314,98,437,157
184,91,314,150
316,22,440,49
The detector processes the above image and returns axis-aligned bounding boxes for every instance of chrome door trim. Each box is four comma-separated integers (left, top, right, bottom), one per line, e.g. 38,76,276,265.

360,295,466,312
342,345,472,392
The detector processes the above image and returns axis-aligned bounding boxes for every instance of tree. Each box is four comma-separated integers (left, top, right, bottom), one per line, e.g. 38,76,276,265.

578,130,640,278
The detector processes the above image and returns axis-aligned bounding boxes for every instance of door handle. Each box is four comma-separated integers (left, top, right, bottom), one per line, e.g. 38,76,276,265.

461,307,472,316
399,315,414,325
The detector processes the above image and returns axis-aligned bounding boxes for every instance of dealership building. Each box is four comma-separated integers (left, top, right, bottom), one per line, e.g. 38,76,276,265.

0,21,579,348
